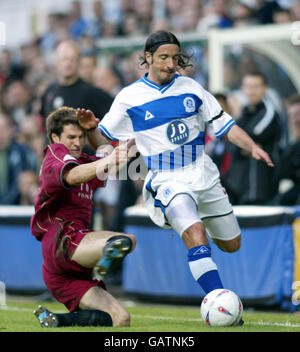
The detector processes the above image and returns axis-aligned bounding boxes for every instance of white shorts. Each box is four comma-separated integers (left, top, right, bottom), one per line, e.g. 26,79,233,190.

143,172,241,241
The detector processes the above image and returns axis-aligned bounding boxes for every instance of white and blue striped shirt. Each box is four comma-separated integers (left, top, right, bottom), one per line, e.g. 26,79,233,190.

99,73,235,171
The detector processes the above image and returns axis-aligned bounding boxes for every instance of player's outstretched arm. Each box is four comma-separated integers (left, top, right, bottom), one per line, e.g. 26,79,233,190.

64,143,130,186
226,124,274,167
76,108,109,149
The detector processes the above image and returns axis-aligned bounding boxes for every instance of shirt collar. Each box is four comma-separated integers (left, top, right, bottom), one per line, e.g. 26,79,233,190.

142,73,179,93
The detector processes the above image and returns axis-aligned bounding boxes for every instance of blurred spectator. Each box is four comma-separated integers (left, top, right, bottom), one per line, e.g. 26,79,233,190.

255,0,281,24
0,113,38,205
68,0,88,40
118,52,143,86
39,13,71,64
150,18,172,33
85,0,104,39
197,0,233,34
18,170,39,205
101,21,120,38
40,39,113,124
17,114,41,145
78,35,97,54
121,11,144,37
230,1,257,27
2,80,32,127
19,42,41,73
291,0,300,20
79,53,97,83
133,0,154,34
17,114,45,167
272,7,292,23
39,13,61,54
120,0,134,14
0,49,25,86
278,94,300,205
223,71,282,205
93,65,122,97
165,0,185,32
181,1,203,32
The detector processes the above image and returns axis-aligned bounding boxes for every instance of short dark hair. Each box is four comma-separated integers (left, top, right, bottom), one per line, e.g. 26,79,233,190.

243,70,268,85
139,30,192,71
46,106,83,143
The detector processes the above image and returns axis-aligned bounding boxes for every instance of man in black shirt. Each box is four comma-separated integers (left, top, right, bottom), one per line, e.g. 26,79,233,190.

224,71,281,205
40,40,113,122
278,94,300,205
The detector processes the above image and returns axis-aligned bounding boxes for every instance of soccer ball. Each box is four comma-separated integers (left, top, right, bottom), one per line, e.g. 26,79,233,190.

200,289,243,327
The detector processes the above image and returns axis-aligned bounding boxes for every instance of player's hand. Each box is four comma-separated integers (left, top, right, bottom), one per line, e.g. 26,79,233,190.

251,145,274,167
107,142,130,169
76,108,99,130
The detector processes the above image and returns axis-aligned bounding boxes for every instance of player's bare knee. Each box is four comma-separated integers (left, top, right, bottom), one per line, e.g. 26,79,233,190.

214,235,241,253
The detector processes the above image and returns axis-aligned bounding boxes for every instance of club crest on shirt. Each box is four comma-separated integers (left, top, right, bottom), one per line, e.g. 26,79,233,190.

183,96,196,113
162,186,174,200
166,119,189,144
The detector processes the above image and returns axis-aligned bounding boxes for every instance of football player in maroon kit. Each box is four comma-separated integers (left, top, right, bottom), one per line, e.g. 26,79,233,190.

31,106,136,328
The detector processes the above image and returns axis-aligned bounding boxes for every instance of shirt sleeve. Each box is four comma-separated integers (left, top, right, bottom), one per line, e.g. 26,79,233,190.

42,144,79,195
201,88,236,139
98,90,134,141
81,153,107,189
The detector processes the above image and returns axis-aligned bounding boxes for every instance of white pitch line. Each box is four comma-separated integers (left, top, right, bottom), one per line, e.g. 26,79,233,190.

132,314,300,328
256,320,300,328
132,313,200,322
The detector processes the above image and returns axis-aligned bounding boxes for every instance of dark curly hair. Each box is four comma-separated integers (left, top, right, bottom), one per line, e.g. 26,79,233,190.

139,30,192,71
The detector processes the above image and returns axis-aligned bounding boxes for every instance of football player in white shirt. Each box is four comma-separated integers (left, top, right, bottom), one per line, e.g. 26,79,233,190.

76,31,274,301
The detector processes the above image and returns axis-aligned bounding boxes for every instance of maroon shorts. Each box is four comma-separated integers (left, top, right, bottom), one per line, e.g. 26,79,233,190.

41,220,106,312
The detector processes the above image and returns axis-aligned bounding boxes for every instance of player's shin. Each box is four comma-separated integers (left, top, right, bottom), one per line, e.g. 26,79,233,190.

188,245,223,294
55,309,113,327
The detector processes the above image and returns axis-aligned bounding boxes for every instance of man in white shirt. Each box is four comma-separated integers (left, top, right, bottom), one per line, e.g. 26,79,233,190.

76,31,273,308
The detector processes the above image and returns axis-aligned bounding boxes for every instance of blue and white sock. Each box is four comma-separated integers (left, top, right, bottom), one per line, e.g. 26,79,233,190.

188,245,223,294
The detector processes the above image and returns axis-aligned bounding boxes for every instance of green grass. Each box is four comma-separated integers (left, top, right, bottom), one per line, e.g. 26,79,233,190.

1,300,300,332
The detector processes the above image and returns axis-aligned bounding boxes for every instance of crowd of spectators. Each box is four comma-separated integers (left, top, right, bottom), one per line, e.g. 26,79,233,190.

0,0,299,214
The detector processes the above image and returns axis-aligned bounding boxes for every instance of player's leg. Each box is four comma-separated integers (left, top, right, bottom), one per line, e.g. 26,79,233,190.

198,182,241,253
164,193,223,294
211,235,241,253
34,286,126,328
78,285,130,326
70,231,136,271
202,212,241,253
34,303,113,328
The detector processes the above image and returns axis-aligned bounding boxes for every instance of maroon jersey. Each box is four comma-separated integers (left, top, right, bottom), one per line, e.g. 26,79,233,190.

31,143,106,241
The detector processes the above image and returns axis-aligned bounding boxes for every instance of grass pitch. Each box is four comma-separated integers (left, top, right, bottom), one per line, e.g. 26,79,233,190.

1,299,300,333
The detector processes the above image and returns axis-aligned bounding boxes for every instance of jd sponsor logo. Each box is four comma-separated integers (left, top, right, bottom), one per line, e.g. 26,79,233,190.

166,119,189,145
